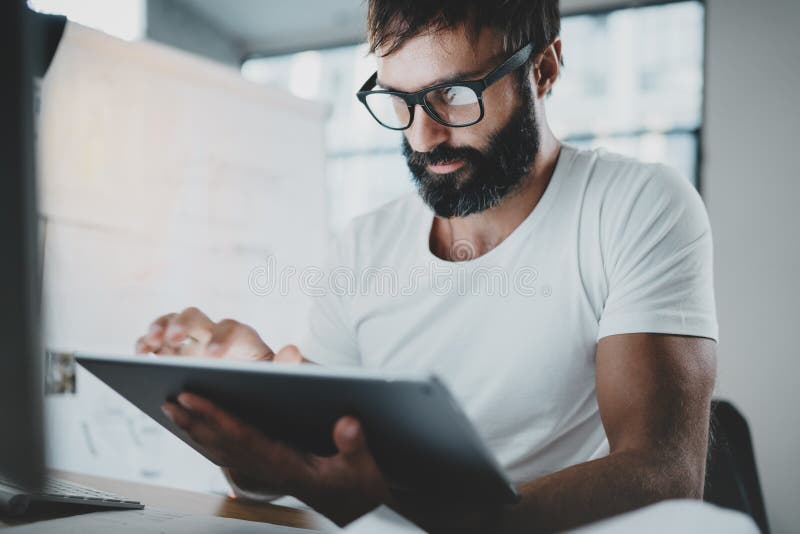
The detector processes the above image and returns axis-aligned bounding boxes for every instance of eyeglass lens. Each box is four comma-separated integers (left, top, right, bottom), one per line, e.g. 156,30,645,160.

365,85,481,129
364,93,410,129
423,86,480,125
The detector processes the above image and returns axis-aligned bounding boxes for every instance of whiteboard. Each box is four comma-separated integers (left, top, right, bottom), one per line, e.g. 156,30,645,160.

38,23,330,492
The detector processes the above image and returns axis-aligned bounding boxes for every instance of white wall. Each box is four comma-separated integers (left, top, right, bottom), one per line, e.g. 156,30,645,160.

39,24,329,493
703,1,800,532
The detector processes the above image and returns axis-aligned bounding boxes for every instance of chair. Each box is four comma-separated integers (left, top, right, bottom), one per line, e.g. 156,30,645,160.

704,400,770,533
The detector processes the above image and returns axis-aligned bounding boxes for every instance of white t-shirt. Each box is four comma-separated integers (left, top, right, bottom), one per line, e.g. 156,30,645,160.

299,145,717,485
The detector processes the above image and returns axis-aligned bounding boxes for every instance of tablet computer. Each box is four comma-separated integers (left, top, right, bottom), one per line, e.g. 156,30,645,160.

75,353,519,504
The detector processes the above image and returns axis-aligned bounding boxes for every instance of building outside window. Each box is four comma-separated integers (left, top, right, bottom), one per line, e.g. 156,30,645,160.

243,1,706,234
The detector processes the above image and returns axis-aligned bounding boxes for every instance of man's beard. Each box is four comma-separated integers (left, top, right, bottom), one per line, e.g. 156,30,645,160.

402,88,540,218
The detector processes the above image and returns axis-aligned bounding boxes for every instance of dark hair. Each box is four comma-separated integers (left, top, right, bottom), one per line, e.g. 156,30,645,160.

366,0,561,58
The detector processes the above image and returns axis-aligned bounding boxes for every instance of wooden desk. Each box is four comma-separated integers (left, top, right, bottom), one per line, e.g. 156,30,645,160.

0,470,320,530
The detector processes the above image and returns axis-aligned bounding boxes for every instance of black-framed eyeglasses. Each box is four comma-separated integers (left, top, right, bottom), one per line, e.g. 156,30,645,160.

356,41,534,130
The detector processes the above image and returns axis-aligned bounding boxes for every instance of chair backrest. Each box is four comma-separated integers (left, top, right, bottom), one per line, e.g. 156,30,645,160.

704,399,770,533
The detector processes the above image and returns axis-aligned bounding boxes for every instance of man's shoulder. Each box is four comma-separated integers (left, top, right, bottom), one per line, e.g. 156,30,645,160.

570,145,683,188
566,145,700,216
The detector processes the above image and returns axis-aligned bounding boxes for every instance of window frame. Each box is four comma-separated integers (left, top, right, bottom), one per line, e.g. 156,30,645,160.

557,0,707,193
241,0,707,195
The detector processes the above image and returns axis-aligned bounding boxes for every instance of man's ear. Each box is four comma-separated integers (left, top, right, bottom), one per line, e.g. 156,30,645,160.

534,37,562,99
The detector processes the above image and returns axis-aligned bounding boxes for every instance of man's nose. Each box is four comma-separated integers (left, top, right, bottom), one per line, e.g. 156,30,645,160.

405,105,450,153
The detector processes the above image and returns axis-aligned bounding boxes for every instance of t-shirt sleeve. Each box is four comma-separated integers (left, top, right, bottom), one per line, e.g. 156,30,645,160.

597,165,718,341
297,230,361,367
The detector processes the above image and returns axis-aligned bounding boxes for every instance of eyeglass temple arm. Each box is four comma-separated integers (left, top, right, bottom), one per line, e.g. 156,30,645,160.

357,42,533,96
483,42,534,88
358,72,378,93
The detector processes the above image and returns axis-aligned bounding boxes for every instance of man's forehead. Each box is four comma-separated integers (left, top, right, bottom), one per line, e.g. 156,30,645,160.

375,26,505,92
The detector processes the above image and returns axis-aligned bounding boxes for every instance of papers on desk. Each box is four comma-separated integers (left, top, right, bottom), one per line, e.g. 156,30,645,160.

10,499,755,533
4,508,322,534
567,500,758,534
339,500,759,534
342,506,422,533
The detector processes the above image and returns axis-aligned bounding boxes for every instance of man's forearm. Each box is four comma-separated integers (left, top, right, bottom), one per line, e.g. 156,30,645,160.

497,449,705,533
385,449,704,534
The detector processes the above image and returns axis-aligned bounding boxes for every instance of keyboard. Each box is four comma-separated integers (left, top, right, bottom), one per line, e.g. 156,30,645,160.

0,473,143,516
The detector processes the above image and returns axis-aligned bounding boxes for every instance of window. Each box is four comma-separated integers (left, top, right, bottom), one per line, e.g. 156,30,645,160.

242,0,705,234
243,44,415,233
549,1,704,184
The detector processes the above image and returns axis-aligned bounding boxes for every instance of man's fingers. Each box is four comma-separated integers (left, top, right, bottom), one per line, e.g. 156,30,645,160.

135,336,156,354
207,320,273,360
333,416,367,456
138,313,176,352
164,307,214,351
174,392,298,465
205,320,240,358
163,400,234,453
175,393,247,437
141,309,214,356
161,402,191,428
170,394,310,490
167,396,387,504
331,416,390,502
138,309,275,360
175,392,277,456
274,344,311,364
162,402,236,464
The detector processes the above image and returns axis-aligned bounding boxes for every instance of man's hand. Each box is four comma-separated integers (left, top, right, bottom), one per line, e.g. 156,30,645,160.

134,307,308,363
161,393,390,526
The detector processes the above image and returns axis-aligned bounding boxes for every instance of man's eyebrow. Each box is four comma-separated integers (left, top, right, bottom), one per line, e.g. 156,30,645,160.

376,67,488,93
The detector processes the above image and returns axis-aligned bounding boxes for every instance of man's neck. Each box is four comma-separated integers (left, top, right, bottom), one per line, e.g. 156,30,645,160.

429,130,562,262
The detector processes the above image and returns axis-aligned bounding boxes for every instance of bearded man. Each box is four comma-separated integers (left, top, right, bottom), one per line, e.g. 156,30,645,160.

136,1,718,532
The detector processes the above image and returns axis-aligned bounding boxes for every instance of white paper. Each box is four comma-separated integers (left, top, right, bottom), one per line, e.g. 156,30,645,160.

568,500,758,534
38,21,329,494
339,500,759,534
5,508,321,534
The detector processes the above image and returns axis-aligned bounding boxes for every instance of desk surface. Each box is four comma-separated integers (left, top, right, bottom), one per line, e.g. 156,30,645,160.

0,470,319,530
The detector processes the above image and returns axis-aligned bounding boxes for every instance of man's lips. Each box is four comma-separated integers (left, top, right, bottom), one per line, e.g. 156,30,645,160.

427,159,465,174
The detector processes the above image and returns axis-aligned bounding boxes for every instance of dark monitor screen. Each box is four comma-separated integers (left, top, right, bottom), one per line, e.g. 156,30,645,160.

0,0,46,488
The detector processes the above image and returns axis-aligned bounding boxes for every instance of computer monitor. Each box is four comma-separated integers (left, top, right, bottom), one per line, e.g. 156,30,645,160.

0,6,142,517
0,0,64,490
